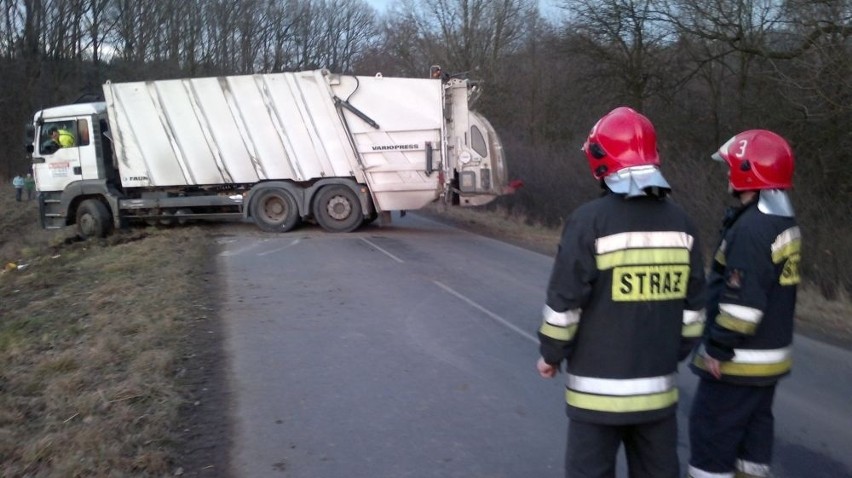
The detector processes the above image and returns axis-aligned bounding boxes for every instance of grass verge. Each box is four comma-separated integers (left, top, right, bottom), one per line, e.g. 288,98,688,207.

1,190,218,477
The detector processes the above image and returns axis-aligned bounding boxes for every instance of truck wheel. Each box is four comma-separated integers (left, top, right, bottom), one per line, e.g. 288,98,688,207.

313,185,362,233
174,208,193,225
252,188,299,232
76,199,113,239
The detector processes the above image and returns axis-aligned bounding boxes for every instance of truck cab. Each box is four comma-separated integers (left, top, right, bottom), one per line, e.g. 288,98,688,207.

29,102,116,231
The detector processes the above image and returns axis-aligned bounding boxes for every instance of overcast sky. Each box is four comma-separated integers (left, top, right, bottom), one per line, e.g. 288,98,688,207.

365,0,393,12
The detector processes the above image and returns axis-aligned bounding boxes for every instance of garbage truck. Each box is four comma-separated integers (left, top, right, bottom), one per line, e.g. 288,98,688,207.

26,69,507,237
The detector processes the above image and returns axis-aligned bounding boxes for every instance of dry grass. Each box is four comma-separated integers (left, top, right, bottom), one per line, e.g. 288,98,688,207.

422,202,561,256
794,287,852,347
0,186,215,477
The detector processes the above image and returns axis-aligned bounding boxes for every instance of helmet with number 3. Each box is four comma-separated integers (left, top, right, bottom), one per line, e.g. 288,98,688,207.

713,129,794,191
582,106,670,196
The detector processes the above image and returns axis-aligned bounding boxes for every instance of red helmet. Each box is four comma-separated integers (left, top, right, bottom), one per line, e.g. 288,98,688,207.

582,107,660,180
713,129,794,190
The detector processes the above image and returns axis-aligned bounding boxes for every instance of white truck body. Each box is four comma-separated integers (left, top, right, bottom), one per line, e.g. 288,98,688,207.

29,69,506,236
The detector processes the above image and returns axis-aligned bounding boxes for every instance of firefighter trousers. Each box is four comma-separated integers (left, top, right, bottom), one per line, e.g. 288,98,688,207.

565,414,679,478
688,379,776,478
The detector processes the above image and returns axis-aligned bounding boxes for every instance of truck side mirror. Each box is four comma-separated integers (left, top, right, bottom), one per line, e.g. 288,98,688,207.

24,123,35,151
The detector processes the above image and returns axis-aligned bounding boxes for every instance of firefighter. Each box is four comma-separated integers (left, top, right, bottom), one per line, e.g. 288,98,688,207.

687,130,800,478
537,106,706,478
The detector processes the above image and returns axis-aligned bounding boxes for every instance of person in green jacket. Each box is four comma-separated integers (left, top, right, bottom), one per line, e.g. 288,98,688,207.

24,173,36,200
49,126,75,148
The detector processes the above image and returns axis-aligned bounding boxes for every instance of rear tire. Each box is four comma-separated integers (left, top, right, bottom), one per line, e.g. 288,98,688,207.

313,185,363,233
252,188,300,232
76,199,113,239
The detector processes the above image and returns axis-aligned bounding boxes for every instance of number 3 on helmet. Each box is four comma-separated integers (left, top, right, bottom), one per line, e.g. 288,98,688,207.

713,130,795,191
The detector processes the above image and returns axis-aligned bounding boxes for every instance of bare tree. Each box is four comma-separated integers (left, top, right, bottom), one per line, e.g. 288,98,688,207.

558,0,681,111
85,0,111,64
316,0,377,72
397,0,536,80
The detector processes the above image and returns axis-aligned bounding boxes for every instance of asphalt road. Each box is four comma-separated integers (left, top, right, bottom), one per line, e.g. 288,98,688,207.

217,213,852,478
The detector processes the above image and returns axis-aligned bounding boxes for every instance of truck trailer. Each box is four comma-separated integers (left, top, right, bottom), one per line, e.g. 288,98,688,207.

26,69,507,238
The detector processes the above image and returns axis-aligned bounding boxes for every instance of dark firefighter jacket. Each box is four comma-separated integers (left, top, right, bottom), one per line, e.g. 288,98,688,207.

690,200,800,386
539,192,706,425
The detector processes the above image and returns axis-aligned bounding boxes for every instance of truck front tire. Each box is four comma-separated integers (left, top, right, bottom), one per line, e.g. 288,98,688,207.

252,188,300,232
76,199,113,239
313,185,363,233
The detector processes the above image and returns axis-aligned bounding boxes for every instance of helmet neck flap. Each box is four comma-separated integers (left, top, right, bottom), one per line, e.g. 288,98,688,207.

603,164,671,198
757,189,795,217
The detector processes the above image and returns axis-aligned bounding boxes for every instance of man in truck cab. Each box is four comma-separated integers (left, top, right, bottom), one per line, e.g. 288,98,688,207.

536,106,706,477
46,125,75,151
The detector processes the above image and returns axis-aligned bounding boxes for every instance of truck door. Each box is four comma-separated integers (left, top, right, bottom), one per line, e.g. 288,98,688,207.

33,119,87,192
455,111,506,206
